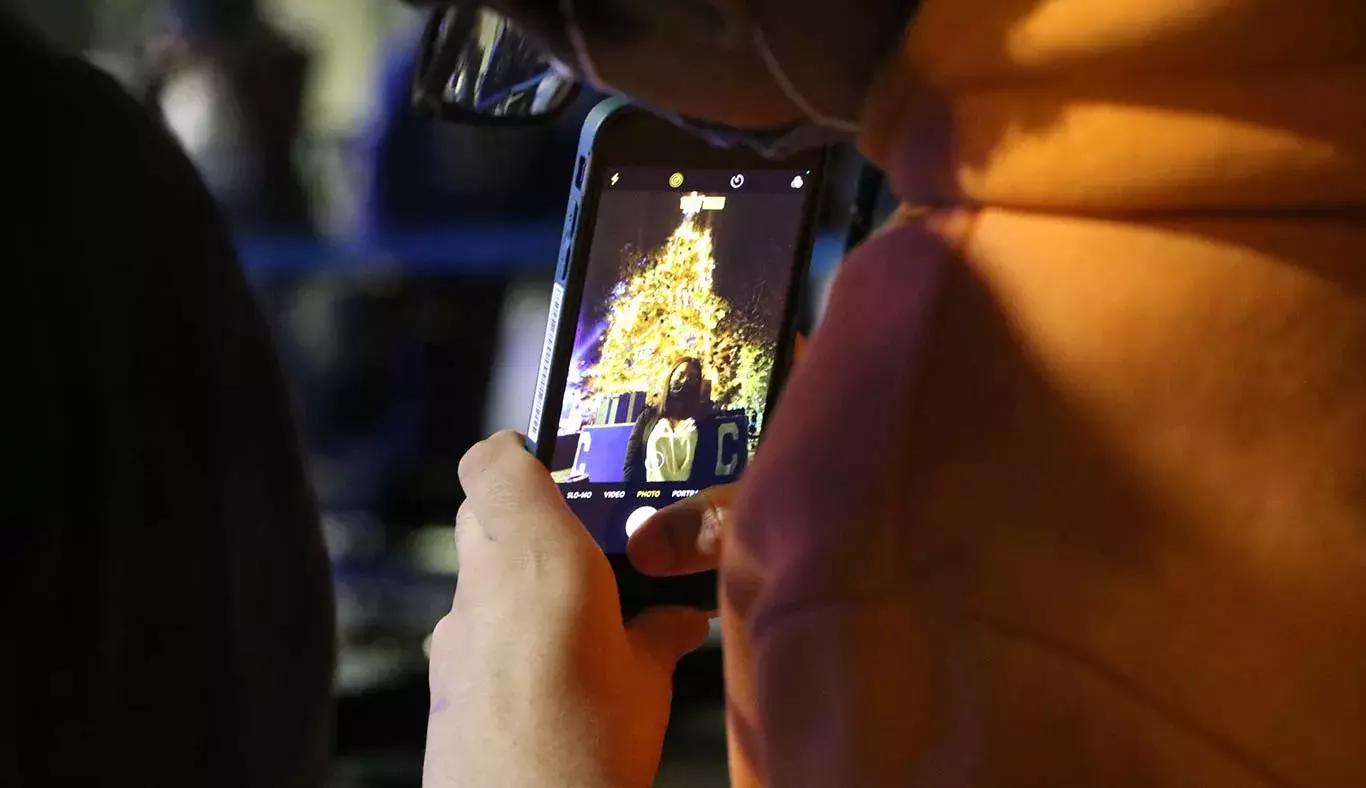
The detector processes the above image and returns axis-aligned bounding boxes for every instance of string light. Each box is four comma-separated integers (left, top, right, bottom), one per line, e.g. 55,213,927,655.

578,203,773,448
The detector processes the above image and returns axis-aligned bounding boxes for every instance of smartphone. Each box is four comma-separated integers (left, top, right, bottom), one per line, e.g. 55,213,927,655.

526,99,827,613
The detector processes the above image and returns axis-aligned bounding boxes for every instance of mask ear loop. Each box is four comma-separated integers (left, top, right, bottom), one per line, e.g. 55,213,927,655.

749,10,860,134
558,0,613,91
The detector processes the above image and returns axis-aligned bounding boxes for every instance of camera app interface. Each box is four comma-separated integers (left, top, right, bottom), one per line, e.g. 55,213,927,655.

544,167,813,552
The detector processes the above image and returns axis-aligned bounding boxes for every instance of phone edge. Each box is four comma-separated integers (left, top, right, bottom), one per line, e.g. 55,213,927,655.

524,97,634,462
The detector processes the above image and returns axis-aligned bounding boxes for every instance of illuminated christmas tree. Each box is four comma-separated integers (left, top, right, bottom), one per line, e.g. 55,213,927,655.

583,195,773,445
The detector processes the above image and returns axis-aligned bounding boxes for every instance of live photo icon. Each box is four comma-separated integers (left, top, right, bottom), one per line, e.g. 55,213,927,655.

790,175,805,189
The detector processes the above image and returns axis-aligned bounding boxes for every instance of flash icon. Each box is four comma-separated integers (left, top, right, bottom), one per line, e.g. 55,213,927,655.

610,172,620,186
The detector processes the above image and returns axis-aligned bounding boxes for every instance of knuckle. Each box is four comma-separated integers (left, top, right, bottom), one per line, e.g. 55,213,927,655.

509,541,597,602
699,488,732,537
702,499,728,537
453,504,483,562
454,501,476,535
454,498,472,517
506,538,570,582
429,613,461,657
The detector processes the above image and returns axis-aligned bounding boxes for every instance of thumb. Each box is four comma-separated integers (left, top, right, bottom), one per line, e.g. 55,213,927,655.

627,484,737,577
627,607,711,670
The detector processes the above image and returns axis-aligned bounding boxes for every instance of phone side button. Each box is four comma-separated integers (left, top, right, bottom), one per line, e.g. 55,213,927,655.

557,245,573,281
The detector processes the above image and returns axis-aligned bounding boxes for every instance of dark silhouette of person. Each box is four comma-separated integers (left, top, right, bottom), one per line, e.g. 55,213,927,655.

2,12,331,787
623,357,720,483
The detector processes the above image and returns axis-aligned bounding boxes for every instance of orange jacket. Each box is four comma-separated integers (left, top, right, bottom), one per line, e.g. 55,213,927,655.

727,1,1366,785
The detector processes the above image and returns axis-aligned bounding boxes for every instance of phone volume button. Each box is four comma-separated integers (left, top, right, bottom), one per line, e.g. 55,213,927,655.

557,245,572,281
566,204,579,238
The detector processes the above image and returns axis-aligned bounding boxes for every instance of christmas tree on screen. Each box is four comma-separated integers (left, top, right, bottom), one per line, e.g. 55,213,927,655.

585,195,773,446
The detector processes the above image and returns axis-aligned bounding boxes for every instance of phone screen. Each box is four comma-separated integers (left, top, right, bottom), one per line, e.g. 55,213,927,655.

543,166,816,552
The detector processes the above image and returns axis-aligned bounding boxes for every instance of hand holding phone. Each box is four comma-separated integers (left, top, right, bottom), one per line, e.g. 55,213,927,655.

428,430,709,788
526,100,827,613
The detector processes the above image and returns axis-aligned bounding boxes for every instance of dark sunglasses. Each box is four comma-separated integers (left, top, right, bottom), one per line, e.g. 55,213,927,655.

411,3,582,125
407,1,843,157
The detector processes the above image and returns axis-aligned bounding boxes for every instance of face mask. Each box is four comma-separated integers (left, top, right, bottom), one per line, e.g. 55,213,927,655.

558,0,856,157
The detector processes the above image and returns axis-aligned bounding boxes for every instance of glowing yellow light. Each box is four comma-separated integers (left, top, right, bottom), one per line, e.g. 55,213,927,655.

581,201,774,449
681,192,727,213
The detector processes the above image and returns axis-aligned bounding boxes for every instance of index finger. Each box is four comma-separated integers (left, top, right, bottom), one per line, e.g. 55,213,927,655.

457,430,580,546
